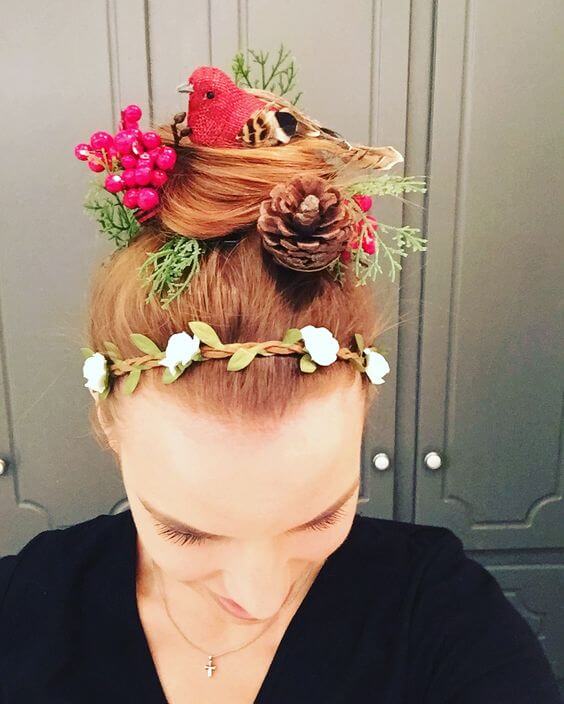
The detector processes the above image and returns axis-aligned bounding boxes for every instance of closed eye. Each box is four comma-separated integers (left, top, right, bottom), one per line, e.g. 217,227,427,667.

152,505,348,547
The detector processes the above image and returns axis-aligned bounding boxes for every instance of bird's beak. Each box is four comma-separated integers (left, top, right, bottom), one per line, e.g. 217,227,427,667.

176,82,194,94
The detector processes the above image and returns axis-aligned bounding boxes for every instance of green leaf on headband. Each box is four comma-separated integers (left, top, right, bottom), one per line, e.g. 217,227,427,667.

354,334,365,354
188,322,225,350
299,353,317,373
282,328,302,345
99,382,111,399
103,341,123,363
227,346,260,371
130,333,163,357
123,368,142,395
80,347,95,359
162,360,192,384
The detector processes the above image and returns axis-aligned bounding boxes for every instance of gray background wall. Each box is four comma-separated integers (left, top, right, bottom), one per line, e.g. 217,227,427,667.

0,0,562,691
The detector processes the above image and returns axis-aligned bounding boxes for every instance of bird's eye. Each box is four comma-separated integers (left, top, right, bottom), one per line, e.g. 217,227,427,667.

206,91,215,99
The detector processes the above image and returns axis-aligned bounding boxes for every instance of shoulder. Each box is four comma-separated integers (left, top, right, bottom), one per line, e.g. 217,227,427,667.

346,511,459,572
0,510,130,614
348,515,560,701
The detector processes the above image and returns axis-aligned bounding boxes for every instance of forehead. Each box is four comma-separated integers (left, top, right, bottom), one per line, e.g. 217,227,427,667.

117,381,365,534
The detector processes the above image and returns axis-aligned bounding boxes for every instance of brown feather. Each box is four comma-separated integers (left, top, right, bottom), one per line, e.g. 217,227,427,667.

239,87,403,172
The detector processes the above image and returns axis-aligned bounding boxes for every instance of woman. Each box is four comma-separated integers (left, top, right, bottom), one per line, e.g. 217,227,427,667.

0,80,560,702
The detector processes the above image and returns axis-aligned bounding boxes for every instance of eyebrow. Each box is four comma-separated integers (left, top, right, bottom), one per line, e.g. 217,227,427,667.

137,476,360,540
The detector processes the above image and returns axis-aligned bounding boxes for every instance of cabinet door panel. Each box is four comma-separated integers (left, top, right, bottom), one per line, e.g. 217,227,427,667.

416,0,564,549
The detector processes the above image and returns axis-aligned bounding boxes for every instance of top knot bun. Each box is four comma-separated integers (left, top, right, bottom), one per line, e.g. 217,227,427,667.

154,124,358,243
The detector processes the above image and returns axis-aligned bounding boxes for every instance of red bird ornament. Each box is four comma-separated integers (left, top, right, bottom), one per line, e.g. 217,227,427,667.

175,65,403,171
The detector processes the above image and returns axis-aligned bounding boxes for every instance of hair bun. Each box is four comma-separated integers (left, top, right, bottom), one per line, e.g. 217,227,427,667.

257,174,354,272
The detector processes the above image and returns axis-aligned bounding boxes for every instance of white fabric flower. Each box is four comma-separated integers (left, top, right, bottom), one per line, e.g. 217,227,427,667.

83,352,109,394
300,325,340,366
159,331,201,375
364,348,390,384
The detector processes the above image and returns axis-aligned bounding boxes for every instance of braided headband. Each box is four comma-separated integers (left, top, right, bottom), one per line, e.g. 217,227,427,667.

75,48,425,397
82,323,390,398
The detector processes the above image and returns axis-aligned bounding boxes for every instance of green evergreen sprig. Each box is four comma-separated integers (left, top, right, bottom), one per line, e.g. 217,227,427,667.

346,174,427,198
327,188,428,286
232,42,303,104
138,235,207,309
83,178,140,248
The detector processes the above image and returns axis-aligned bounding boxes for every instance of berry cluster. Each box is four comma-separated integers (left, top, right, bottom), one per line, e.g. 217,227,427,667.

73,104,177,216
341,194,378,263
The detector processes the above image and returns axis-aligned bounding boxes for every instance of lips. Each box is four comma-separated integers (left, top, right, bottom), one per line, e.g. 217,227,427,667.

214,594,258,620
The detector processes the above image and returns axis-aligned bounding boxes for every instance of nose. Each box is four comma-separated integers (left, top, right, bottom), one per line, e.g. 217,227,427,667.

222,548,294,620
220,581,293,621
176,81,194,94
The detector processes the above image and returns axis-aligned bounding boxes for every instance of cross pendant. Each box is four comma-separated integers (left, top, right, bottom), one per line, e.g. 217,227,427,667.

205,655,217,678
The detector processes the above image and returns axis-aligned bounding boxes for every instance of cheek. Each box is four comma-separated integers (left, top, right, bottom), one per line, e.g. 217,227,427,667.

296,513,357,561
131,507,208,582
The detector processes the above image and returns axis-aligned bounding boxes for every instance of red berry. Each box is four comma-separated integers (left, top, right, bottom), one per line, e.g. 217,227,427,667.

151,169,168,187
137,152,155,167
123,188,140,208
142,131,162,150
361,231,376,255
120,154,138,169
353,194,373,212
87,160,105,173
131,139,145,156
74,143,91,161
123,105,142,124
107,145,120,159
156,146,177,170
134,166,152,186
126,127,143,141
104,173,124,193
137,188,159,210
114,130,136,155
122,169,137,188
90,131,114,150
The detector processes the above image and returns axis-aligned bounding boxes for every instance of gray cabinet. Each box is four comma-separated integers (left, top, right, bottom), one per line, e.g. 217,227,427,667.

1,0,562,693
365,0,564,688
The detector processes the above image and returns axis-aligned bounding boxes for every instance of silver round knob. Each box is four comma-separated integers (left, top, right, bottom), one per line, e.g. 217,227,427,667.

424,451,443,470
0,458,7,475
372,452,391,471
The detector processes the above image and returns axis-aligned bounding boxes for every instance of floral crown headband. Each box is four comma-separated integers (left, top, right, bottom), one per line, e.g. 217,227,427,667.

75,46,427,398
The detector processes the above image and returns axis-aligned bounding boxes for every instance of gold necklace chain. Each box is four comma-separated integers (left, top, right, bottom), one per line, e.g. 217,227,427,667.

150,556,318,678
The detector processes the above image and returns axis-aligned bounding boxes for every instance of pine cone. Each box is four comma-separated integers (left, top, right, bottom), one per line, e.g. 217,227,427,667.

257,174,354,272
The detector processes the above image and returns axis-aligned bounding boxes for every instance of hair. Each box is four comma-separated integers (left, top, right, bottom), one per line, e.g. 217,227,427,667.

85,124,396,450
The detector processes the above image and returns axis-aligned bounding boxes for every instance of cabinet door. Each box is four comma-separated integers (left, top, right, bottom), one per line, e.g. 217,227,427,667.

0,1,140,555
416,0,564,550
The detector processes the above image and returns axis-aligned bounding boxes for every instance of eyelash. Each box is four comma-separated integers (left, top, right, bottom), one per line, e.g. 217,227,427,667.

153,505,348,547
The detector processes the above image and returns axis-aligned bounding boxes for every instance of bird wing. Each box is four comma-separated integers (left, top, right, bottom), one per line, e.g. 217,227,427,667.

243,88,349,144
238,87,404,171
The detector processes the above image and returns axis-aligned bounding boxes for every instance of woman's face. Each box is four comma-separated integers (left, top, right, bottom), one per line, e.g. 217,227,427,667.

106,378,366,624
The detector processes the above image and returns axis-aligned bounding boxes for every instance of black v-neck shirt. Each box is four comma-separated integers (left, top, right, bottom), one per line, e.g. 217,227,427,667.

0,509,560,703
